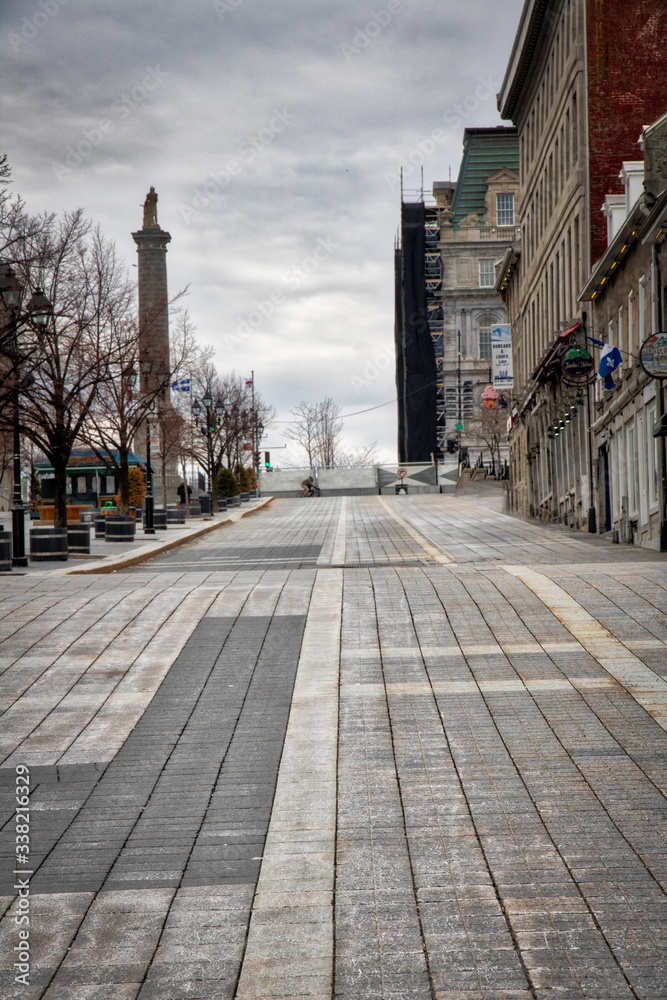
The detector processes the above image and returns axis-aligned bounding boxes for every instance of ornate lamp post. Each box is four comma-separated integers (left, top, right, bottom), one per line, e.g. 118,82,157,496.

0,265,52,567
140,358,155,535
192,394,225,509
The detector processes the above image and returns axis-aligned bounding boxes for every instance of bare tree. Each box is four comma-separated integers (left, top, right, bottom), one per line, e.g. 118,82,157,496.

187,369,273,510
336,442,379,468
1,213,133,528
469,406,505,475
82,308,212,514
286,396,344,469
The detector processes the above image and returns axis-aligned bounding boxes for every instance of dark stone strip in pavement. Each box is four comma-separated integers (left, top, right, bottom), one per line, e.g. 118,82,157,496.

18,614,305,896
12,611,306,1000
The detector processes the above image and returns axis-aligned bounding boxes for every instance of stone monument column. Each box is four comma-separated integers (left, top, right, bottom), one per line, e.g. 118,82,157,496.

132,187,171,399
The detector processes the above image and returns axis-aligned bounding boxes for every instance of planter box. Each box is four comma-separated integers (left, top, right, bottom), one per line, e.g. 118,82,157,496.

38,505,87,523
67,524,91,555
105,515,135,543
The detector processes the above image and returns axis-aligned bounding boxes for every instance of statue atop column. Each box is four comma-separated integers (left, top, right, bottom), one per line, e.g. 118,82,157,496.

142,186,159,229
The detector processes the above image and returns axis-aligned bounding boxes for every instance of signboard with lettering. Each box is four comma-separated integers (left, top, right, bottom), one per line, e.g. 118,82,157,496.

640,332,667,380
491,324,514,390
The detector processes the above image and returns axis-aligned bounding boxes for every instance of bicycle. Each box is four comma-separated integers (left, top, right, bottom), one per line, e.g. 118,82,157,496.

296,485,323,497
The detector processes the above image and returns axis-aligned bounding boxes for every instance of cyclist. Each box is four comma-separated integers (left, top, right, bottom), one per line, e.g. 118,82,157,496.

300,476,315,496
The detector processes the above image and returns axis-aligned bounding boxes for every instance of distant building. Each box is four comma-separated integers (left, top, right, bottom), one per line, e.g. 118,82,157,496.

394,127,519,465
394,201,438,464
36,449,145,508
434,127,519,464
497,0,667,528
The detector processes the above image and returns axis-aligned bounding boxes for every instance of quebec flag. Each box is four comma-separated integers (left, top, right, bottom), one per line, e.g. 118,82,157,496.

171,378,191,392
598,344,622,391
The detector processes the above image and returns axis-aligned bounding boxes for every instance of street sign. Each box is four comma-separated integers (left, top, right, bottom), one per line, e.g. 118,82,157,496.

397,467,407,478
455,423,463,431
640,332,667,379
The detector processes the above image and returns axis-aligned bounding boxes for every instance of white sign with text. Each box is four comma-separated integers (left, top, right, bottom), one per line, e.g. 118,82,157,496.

491,324,514,390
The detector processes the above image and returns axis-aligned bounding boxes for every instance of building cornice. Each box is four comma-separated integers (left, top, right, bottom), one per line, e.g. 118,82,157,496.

498,0,552,121
579,189,667,301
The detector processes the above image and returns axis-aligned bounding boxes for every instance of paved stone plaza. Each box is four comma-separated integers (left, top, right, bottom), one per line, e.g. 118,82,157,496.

0,495,666,1000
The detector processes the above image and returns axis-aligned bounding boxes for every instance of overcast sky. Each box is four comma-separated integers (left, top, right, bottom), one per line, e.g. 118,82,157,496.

1,0,524,466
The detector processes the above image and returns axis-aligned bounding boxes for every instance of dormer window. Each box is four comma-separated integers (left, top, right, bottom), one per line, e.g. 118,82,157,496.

496,193,515,226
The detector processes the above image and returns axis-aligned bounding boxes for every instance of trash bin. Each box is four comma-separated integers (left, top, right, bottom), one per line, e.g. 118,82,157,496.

199,493,212,515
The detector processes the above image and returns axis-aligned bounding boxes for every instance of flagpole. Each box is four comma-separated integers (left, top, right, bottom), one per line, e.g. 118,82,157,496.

251,370,258,485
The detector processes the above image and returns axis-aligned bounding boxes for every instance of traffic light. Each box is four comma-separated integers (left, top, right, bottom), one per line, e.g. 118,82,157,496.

254,452,261,466
264,451,270,469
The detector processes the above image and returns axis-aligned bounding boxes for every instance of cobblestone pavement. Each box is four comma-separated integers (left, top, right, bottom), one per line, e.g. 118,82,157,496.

0,495,666,1000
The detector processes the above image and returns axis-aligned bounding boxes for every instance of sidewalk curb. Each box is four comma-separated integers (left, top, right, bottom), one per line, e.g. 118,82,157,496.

60,497,275,576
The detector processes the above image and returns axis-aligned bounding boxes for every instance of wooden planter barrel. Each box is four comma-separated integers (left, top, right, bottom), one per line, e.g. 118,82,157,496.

154,508,167,530
240,491,249,503
93,514,106,538
166,507,186,524
67,524,91,555
30,527,68,562
105,515,135,543
187,504,201,518
0,530,11,572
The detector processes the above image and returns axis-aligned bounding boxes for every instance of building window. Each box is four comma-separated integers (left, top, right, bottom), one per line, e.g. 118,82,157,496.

627,291,633,359
496,193,515,226
479,259,495,287
76,476,87,494
478,326,491,359
649,407,659,506
639,275,646,345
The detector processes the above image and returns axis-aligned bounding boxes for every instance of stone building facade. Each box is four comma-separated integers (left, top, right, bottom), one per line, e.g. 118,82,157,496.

580,115,667,549
496,0,667,528
434,128,519,467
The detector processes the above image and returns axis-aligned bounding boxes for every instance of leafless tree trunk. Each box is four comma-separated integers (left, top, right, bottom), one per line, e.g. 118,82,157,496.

287,397,343,469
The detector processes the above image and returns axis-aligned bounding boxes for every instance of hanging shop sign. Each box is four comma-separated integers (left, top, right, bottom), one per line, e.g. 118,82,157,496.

481,385,500,410
561,347,594,379
562,370,597,388
491,325,514,389
639,332,667,380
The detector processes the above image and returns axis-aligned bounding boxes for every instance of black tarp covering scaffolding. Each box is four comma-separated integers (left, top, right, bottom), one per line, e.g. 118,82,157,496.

395,202,437,463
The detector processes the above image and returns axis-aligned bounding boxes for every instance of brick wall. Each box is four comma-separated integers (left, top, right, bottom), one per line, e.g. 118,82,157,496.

586,0,667,264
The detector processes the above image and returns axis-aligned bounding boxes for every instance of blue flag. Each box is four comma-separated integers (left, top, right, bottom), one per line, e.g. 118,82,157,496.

171,378,191,392
598,344,622,377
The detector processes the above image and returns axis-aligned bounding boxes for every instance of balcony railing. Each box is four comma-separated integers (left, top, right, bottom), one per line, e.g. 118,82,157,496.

479,225,521,241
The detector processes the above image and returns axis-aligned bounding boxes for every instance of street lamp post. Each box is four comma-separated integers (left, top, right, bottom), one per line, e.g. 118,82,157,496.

0,265,52,567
